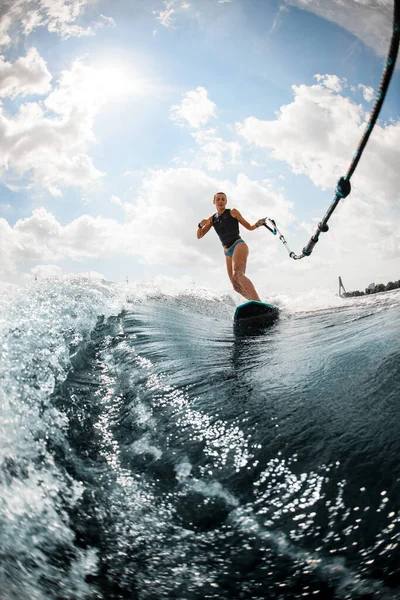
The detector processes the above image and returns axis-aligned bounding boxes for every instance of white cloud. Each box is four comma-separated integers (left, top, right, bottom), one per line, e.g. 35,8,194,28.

94,14,116,29
0,0,115,49
170,86,217,128
238,82,360,189
314,73,345,93
44,58,136,117
192,128,241,171
153,0,192,28
270,4,289,34
151,0,236,33
170,87,242,172
0,208,121,275
154,1,177,27
0,96,104,195
110,195,123,207
285,0,394,59
237,74,400,203
0,48,52,98
358,84,375,102
0,54,144,195
37,0,95,38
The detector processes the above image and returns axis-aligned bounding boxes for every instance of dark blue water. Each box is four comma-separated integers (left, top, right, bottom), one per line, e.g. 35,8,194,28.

0,278,399,599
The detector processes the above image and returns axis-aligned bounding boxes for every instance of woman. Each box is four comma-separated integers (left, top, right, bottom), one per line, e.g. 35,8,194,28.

197,192,266,301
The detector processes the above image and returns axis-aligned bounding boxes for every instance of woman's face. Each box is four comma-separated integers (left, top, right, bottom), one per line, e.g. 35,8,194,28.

213,193,227,212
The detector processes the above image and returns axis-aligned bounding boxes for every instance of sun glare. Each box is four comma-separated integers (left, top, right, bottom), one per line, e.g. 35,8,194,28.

70,62,143,111
87,66,135,102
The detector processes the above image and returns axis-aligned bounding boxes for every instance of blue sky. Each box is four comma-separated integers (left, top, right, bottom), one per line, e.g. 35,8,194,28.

0,0,399,295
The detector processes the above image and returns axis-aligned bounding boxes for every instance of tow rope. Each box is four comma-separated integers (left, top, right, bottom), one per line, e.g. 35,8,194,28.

263,0,400,260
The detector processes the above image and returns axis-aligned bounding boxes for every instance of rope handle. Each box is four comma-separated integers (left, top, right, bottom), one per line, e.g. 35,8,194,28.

260,218,277,235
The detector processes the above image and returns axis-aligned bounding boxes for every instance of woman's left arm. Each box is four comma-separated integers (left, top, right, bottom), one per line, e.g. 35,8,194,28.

231,209,265,231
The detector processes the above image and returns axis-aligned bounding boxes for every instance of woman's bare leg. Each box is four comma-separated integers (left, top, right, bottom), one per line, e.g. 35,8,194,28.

225,242,261,301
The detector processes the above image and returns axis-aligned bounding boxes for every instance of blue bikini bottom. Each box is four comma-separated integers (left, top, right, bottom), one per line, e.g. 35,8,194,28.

224,238,245,258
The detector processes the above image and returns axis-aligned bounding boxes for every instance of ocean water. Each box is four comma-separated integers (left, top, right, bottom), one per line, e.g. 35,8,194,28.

0,276,399,600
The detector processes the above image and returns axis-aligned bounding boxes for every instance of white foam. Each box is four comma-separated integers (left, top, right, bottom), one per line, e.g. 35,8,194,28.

0,274,129,599
124,276,399,318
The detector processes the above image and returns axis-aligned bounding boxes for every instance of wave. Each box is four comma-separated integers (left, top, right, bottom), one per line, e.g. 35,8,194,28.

0,276,399,599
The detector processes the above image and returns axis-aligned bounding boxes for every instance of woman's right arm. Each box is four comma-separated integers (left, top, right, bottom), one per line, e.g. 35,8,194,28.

197,217,213,239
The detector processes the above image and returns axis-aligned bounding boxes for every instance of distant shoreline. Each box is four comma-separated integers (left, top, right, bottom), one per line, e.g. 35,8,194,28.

341,279,400,298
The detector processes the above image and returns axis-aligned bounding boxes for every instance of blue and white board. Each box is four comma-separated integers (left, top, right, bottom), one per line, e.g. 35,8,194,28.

234,300,279,325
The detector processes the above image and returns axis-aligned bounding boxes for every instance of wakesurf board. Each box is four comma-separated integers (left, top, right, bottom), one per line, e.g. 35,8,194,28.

234,300,279,326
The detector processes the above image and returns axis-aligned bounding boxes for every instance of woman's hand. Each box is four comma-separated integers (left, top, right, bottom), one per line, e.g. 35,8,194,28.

197,217,212,239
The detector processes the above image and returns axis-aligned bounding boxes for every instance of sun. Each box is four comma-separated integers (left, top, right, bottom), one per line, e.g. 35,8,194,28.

57,59,144,113
45,56,152,118
83,65,136,103
79,65,140,104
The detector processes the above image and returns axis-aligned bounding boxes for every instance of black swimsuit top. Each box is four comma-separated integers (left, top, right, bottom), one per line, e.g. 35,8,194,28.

212,209,241,248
